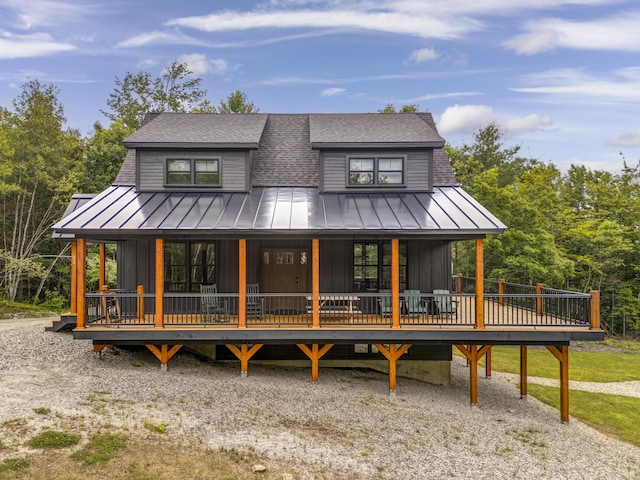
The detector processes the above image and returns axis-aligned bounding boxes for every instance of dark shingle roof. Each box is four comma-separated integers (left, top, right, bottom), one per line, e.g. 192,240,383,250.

433,149,457,186
124,113,269,147
309,113,445,147
251,114,319,186
113,149,136,185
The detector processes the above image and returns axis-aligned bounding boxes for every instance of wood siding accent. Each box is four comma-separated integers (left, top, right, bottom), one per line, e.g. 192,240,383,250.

137,149,248,192
320,149,433,192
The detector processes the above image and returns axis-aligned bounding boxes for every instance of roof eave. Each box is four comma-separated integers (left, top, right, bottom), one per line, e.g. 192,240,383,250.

123,142,259,150
310,141,445,149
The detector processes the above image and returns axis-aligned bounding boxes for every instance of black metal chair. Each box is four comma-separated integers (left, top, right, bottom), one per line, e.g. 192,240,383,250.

246,283,264,319
200,284,229,322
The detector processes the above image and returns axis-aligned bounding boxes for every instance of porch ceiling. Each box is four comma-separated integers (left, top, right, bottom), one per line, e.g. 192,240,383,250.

52,185,506,238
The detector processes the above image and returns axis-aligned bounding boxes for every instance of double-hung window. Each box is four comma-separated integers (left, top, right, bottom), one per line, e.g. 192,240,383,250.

166,158,220,186
348,157,404,186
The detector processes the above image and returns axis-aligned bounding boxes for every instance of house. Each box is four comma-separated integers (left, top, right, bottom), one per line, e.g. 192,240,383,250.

52,112,603,421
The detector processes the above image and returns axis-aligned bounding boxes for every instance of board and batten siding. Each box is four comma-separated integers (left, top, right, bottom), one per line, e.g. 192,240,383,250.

137,149,249,192
320,149,433,192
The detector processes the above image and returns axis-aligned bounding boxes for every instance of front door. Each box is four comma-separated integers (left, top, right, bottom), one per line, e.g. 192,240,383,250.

261,248,309,311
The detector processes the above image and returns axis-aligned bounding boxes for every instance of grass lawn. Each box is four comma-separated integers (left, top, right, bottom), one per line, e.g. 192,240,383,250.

528,384,640,448
0,300,58,319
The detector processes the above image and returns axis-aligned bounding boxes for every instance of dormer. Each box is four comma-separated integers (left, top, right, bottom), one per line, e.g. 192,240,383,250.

123,113,269,192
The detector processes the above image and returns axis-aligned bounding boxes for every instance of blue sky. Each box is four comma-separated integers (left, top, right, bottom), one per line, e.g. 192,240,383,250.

1,0,639,172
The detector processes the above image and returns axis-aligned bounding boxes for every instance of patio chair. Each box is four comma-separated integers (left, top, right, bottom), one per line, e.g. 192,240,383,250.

433,289,458,319
404,289,429,318
246,283,264,319
201,284,229,323
377,289,392,317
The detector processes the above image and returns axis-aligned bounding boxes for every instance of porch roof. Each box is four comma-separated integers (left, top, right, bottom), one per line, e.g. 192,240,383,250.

52,185,506,238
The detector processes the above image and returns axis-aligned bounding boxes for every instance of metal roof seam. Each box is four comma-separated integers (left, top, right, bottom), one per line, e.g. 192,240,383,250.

175,192,202,229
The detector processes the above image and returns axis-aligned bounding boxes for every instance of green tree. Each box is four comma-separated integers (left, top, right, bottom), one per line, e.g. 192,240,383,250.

378,103,420,113
81,121,131,192
0,80,83,301
101,60,214,130
213,90,260,114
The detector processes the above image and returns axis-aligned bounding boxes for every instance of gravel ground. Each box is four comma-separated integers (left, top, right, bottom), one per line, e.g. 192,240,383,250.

1,319,639,479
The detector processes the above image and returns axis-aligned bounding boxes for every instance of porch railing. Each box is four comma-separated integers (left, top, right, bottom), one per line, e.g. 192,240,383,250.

82,288,595,329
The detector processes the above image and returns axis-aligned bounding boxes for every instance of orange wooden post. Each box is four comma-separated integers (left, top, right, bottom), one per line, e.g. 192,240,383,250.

455,344,491,406
76,238,86,329
590,290,601,330
457,273,462,293
146,344,182,369
520,345,528,398
226,344,263,377
546,345,570,422
155,239,164,328
70,241,77,314
297,344,333,383
238,239,247,328
498,278,505,306
485,346,492,378
391,238,400,329
98,243,106,289
475,239,484,329
312,239,320,328
374,343,411,396
536,283,544,316
137,285,144,321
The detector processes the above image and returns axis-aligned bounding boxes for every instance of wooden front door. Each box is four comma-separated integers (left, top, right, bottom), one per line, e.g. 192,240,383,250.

261,248,309,311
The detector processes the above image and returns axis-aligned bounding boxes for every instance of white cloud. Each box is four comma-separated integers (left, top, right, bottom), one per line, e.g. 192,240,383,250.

512,68,640,102
411,91,481,101
608,129,640,147
321,87,346,96
438,104,494,134
438,104,553,135
408,48,439,63
166,8,480,40
116,30,207,48
2,0,101,29
504,11,640,55
0,32,75,59
176,54,232,75
504,114,553,134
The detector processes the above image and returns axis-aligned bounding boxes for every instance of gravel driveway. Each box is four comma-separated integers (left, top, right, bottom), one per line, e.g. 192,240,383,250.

1,319,639,479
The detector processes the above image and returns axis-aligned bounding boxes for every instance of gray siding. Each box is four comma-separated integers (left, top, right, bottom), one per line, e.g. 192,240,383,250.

408,240,452,292
321,149,432,192
137,149,248,192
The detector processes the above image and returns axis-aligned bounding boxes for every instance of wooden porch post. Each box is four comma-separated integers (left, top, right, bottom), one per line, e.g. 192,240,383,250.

454,344,491,406
520,345,528,398
374,343,411,396
391,238,400,329
475,239,484,329
312,239,320,328
590,290,601,330
137,285,145,321
238,239,247,328
70,241,77,314
546,345,570,422
536,283,544,316
457,273,462,293
297,344,333,383
155,239,164,328
98,243,106,289
76,238,86,329
498,278,505,306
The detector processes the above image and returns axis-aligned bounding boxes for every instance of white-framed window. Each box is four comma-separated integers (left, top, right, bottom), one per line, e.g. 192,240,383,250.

348,157,404,186
166,158,220,186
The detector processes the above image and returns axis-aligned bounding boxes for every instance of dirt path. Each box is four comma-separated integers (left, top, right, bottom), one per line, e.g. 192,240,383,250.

0,316,57,331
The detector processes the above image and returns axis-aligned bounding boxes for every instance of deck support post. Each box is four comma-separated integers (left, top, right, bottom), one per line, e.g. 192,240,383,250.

297,344,333,383
590,290,600,330
146,344,182,370
226,344,263,377
70,241,77,314
76,238,86,329
520,345,528,398
455,344,491,405
374,343,411,396
93,344,113,356
155,239,164,328
546,345,570,423
98,243,106,289
485,346,492,379
239,239,247,328
312,239,320,329
475,239,484,329
391,239,400,329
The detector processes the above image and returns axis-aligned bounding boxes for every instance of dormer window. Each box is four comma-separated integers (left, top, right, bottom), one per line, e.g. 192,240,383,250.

348,157,404,186
166,158,220,186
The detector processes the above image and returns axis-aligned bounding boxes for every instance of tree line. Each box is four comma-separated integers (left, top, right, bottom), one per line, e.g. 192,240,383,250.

1,75,638,337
